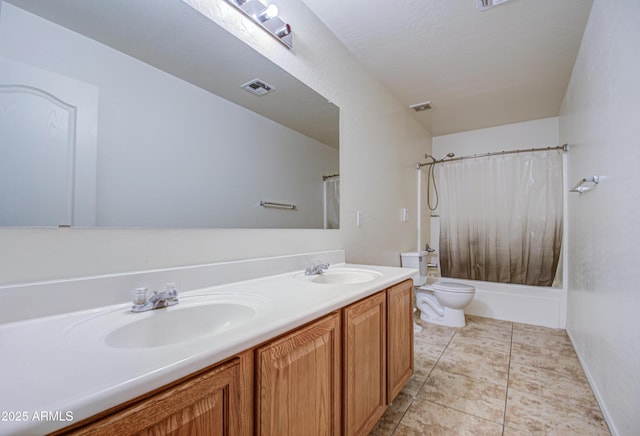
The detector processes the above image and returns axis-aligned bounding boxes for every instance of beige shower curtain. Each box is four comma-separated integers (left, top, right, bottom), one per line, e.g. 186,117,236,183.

438,150,563,286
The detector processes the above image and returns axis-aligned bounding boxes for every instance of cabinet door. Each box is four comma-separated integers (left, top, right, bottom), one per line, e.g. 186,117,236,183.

387,279,414,402
256,313,341,436
343,291,386,436
66,357,246,436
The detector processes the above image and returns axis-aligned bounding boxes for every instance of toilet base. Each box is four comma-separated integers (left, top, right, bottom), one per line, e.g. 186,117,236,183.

419,306,467,328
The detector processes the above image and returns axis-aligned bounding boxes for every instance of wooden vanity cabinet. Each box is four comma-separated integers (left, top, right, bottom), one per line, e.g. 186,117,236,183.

56,351,253,436
255,281,413,436
343,291,387,436
255,312,341,436
53,279,413,436
386,279,414,403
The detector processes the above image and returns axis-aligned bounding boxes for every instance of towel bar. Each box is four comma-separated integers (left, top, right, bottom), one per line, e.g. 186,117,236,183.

570,175,599,193
260,201,297,210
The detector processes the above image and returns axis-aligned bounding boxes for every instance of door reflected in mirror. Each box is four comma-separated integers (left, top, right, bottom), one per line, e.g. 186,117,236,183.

0,0,339,229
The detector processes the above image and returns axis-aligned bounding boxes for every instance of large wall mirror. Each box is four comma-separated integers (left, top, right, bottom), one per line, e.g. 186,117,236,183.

0,0,340,229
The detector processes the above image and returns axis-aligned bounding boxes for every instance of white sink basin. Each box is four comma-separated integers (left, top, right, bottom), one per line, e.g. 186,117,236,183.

65,293,270,349
296,267,383,285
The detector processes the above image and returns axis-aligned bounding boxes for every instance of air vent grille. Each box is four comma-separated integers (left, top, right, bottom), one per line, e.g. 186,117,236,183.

409,101,432,112
241,79,275,96
477,0,511,11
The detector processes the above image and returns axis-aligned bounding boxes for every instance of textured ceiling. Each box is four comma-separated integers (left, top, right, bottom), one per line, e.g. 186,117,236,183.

302,0,593,136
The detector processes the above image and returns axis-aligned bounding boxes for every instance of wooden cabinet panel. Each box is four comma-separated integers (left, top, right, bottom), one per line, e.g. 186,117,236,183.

386,279,414,403
343,291,386,436
63,354,250,436
255,313,341,436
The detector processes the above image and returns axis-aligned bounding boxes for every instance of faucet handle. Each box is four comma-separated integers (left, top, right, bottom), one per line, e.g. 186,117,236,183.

132,287,149,309
164,283,179,299
304,262,315,275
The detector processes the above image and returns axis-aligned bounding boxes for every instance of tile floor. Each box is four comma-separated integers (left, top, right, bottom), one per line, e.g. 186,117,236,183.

371,314,610,435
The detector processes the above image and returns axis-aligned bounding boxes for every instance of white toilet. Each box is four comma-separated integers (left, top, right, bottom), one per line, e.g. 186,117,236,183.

400,251,475,328
415,281,475,327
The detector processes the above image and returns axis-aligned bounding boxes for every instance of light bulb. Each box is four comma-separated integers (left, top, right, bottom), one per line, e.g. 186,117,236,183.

265,4,279,19
257,4,279,22
276,23,291,38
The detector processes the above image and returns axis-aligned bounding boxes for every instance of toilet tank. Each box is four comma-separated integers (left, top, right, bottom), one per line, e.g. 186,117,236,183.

400,251,429,286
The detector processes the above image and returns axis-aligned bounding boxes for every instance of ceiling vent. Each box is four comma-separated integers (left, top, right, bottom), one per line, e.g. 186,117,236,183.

409,101,432,112
241,78,275,96
477,0,512,11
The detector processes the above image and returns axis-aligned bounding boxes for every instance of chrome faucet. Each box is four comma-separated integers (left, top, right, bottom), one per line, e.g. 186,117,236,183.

131,283,179,312
304,261,329,275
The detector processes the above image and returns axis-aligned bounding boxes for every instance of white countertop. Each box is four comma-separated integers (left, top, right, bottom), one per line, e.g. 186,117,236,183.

0,262,414,435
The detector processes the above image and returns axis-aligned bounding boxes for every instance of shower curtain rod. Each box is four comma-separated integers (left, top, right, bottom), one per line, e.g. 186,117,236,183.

417,143,568,168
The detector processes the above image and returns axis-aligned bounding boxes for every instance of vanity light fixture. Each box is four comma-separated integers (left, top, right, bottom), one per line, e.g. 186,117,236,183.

226,0,293,49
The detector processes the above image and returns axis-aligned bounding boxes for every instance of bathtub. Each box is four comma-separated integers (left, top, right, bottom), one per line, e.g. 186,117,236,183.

425,276,566,329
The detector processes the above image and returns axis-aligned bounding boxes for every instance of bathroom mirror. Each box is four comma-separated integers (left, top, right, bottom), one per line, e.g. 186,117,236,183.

0,0,339,229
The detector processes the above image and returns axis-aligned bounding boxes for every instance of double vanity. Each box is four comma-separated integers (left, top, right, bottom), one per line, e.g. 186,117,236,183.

0,250,416,435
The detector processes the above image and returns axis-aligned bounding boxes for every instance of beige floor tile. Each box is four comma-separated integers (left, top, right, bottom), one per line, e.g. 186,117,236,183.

502,425,538,436
414,319,457,343
512,321,567,337
413,342,445,370
437,345,510,386
413,327,453,368
466,314,512,329
393,400,503,436
509,361,595,401
419,368,507,424
510,341,582,370
448,329,512,355
505,388,610,435
413,330,450,352
376,315,610,436
460,315,513,343
369,392,414,436
511,328,573,352
401,366,432,397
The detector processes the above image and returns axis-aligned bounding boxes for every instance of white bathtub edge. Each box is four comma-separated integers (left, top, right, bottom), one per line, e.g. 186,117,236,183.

433,278,566,329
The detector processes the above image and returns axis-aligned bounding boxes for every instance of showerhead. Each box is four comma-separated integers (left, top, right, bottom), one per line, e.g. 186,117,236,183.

439,152,455,161
423,152,455,163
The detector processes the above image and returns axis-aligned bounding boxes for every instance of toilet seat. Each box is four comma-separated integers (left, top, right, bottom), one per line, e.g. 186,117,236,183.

431,281,475,293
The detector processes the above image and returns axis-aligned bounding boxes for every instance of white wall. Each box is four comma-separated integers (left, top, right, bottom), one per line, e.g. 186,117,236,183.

0,0,431,285
559,0,640,434
433,117,559,157
0,4,338,229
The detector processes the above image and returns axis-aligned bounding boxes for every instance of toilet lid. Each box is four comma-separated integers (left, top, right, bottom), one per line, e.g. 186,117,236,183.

432,281,475,293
